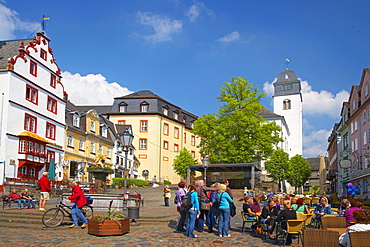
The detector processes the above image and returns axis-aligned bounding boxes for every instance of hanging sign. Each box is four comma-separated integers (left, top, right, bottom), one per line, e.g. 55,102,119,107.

340,160,351,168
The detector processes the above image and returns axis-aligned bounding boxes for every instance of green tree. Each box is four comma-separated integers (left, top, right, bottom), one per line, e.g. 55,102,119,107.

192,77,282,163
172,148,197,178
264,149,291,190
287,155,311,191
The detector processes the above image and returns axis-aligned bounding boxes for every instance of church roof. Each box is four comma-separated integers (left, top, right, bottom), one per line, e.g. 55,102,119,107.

0,39,33,69
274,69,300,84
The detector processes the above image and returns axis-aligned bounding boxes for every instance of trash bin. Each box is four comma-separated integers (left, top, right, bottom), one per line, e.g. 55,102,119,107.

127,207,140,222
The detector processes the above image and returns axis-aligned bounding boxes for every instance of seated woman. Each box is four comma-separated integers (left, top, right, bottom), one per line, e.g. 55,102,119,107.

5,189,26,209
339,199,350,215
260,199,280,239
242,196,258,229
276,200,297,245
21,189,36,209
343,199,366,227
313,197,332,227
292,198,309,214
249,196,261,213
339,210,370,247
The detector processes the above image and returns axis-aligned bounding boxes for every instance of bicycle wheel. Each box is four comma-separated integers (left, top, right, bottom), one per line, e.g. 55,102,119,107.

42,208,64,227
81,205,94,219
105,185,113,192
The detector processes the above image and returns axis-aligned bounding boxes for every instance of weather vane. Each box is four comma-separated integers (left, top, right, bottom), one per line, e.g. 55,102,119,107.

285,58,290,70
42,15,50,32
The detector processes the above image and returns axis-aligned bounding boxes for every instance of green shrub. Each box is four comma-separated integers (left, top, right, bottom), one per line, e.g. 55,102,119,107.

112,178,149,187
164,180,171,185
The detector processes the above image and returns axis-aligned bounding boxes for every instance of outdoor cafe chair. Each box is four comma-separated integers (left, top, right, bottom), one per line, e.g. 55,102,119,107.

321,215,346,230
302,229,339,247
276,220,304,246
240,211,258,233
349,230,370,246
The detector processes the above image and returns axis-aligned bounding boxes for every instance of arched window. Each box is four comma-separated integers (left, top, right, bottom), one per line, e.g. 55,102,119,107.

283,99,291,110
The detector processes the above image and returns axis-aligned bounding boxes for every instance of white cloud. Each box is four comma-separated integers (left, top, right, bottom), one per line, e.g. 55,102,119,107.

61,71,132,105
302,118,314,131
136,11,182,43
263,79,349,119
185,2,214,22
0,4,39,40
217,31,240,44
303,129,331,157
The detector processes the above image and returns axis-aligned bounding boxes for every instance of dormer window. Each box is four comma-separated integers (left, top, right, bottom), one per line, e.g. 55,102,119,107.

173,111,179,120
140,102,149,112
163,106,169,116
90,121,95,132
73,114,80,128
183,117,186,124
102,126,108,138
119,102,127,113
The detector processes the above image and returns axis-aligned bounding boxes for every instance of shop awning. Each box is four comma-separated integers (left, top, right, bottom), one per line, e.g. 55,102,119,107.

18,131,49,143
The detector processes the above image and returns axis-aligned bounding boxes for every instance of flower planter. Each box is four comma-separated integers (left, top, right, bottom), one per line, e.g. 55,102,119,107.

87,168,114,174
88,217,130,236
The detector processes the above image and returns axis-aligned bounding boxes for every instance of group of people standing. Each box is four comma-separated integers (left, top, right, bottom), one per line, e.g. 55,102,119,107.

174,179,234,238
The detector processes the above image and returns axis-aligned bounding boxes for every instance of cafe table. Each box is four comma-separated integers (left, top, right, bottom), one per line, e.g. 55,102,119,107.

327,227,347,236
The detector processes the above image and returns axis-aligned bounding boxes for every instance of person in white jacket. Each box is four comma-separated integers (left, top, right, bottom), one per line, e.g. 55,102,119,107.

339,210,370,247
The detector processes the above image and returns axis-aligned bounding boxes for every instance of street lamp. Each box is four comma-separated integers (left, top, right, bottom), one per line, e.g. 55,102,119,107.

119,129,134,215
201,156,209,186
79,160,86,183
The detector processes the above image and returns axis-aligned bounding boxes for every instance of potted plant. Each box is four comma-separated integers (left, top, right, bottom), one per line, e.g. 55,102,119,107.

88,204,130,236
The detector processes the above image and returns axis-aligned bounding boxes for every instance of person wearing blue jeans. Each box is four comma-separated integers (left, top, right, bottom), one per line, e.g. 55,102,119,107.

5,189,26,209
67,181,88,228
186,185,200,238
195,180,218,232
206,183,219,233
217,184,233,237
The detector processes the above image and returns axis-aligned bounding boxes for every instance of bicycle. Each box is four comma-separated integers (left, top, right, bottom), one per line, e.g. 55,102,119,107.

42,195,94,228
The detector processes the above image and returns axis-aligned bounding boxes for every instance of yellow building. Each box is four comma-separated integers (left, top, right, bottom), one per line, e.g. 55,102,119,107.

107,90,200,183
64,101,115,183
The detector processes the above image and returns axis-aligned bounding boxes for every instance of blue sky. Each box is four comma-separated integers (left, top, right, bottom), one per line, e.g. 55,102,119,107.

1,0,369,158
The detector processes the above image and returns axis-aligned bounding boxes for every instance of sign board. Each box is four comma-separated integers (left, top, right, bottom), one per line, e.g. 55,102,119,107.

340,160,351,168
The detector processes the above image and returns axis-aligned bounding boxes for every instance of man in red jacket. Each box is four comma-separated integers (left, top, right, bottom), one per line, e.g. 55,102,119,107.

38,172,51,212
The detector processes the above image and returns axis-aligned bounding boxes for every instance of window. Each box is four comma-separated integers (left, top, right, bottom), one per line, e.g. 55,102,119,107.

40,49,47,60
140,120,148,132
24,114,37,133
355,138,358,150
28,141,33,152
174,127,179,139
20,166,27,176
163,123,169,135
29,168,36,178
98,144,103,153
79,139,84,150
119,102,127,113
364,131,367,145
184,133,186,143
67,135,73,147
140,102,149,112
47,97,57,114
191,122,194,129
40,145,44,155
73,114,80,127
26,85,38,104
107,148,111,159
191,151,195,158
174,111,179,120
19,140,26,153
366,84,369,96
139,139,147,150
90,142,95,154
283,100,291,110
174,144,179,152
90,121,95,132
102,127,108,138
352,99,356,110
354,120,358,131
163,107,168,116
163,141,168,150
351,122,354,134
183,117,186,124
30,61,37,76
34,143,39,153
364,110,367,124
46,122,56,140
50,74,56,88
191,135,195,146
118,120,125,125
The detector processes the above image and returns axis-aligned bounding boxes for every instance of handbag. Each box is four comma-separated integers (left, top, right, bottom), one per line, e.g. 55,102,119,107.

255,226,263,234
200,186,211,210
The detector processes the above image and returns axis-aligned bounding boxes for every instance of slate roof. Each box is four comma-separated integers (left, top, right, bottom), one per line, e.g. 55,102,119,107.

0,39,33,69
74,105,112,114
260,107,282,118
275,69,299,84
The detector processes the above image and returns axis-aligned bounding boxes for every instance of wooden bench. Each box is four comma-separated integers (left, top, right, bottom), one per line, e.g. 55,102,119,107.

2,196,39,209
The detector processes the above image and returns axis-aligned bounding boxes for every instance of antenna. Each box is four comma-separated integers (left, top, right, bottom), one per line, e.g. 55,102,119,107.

285,58,290,70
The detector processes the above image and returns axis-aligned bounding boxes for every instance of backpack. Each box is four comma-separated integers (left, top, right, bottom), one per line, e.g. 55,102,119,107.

180,193,193,211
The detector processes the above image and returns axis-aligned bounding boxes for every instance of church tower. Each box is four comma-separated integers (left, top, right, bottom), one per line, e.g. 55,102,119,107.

273,68,303,156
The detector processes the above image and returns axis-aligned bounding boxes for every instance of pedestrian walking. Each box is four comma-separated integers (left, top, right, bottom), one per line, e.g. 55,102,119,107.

67,181,88,229
38,171,51,212
217,184,233,238
163,185,171,207
186,185,200,238
175,181,187,232
243,187,248,197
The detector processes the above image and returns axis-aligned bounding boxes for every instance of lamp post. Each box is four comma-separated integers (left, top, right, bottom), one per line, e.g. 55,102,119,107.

79,160,86,183
201,156,209,186
119,129,134,216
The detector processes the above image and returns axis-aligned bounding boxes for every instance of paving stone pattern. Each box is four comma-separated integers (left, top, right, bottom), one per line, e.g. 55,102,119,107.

0,186,286,246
